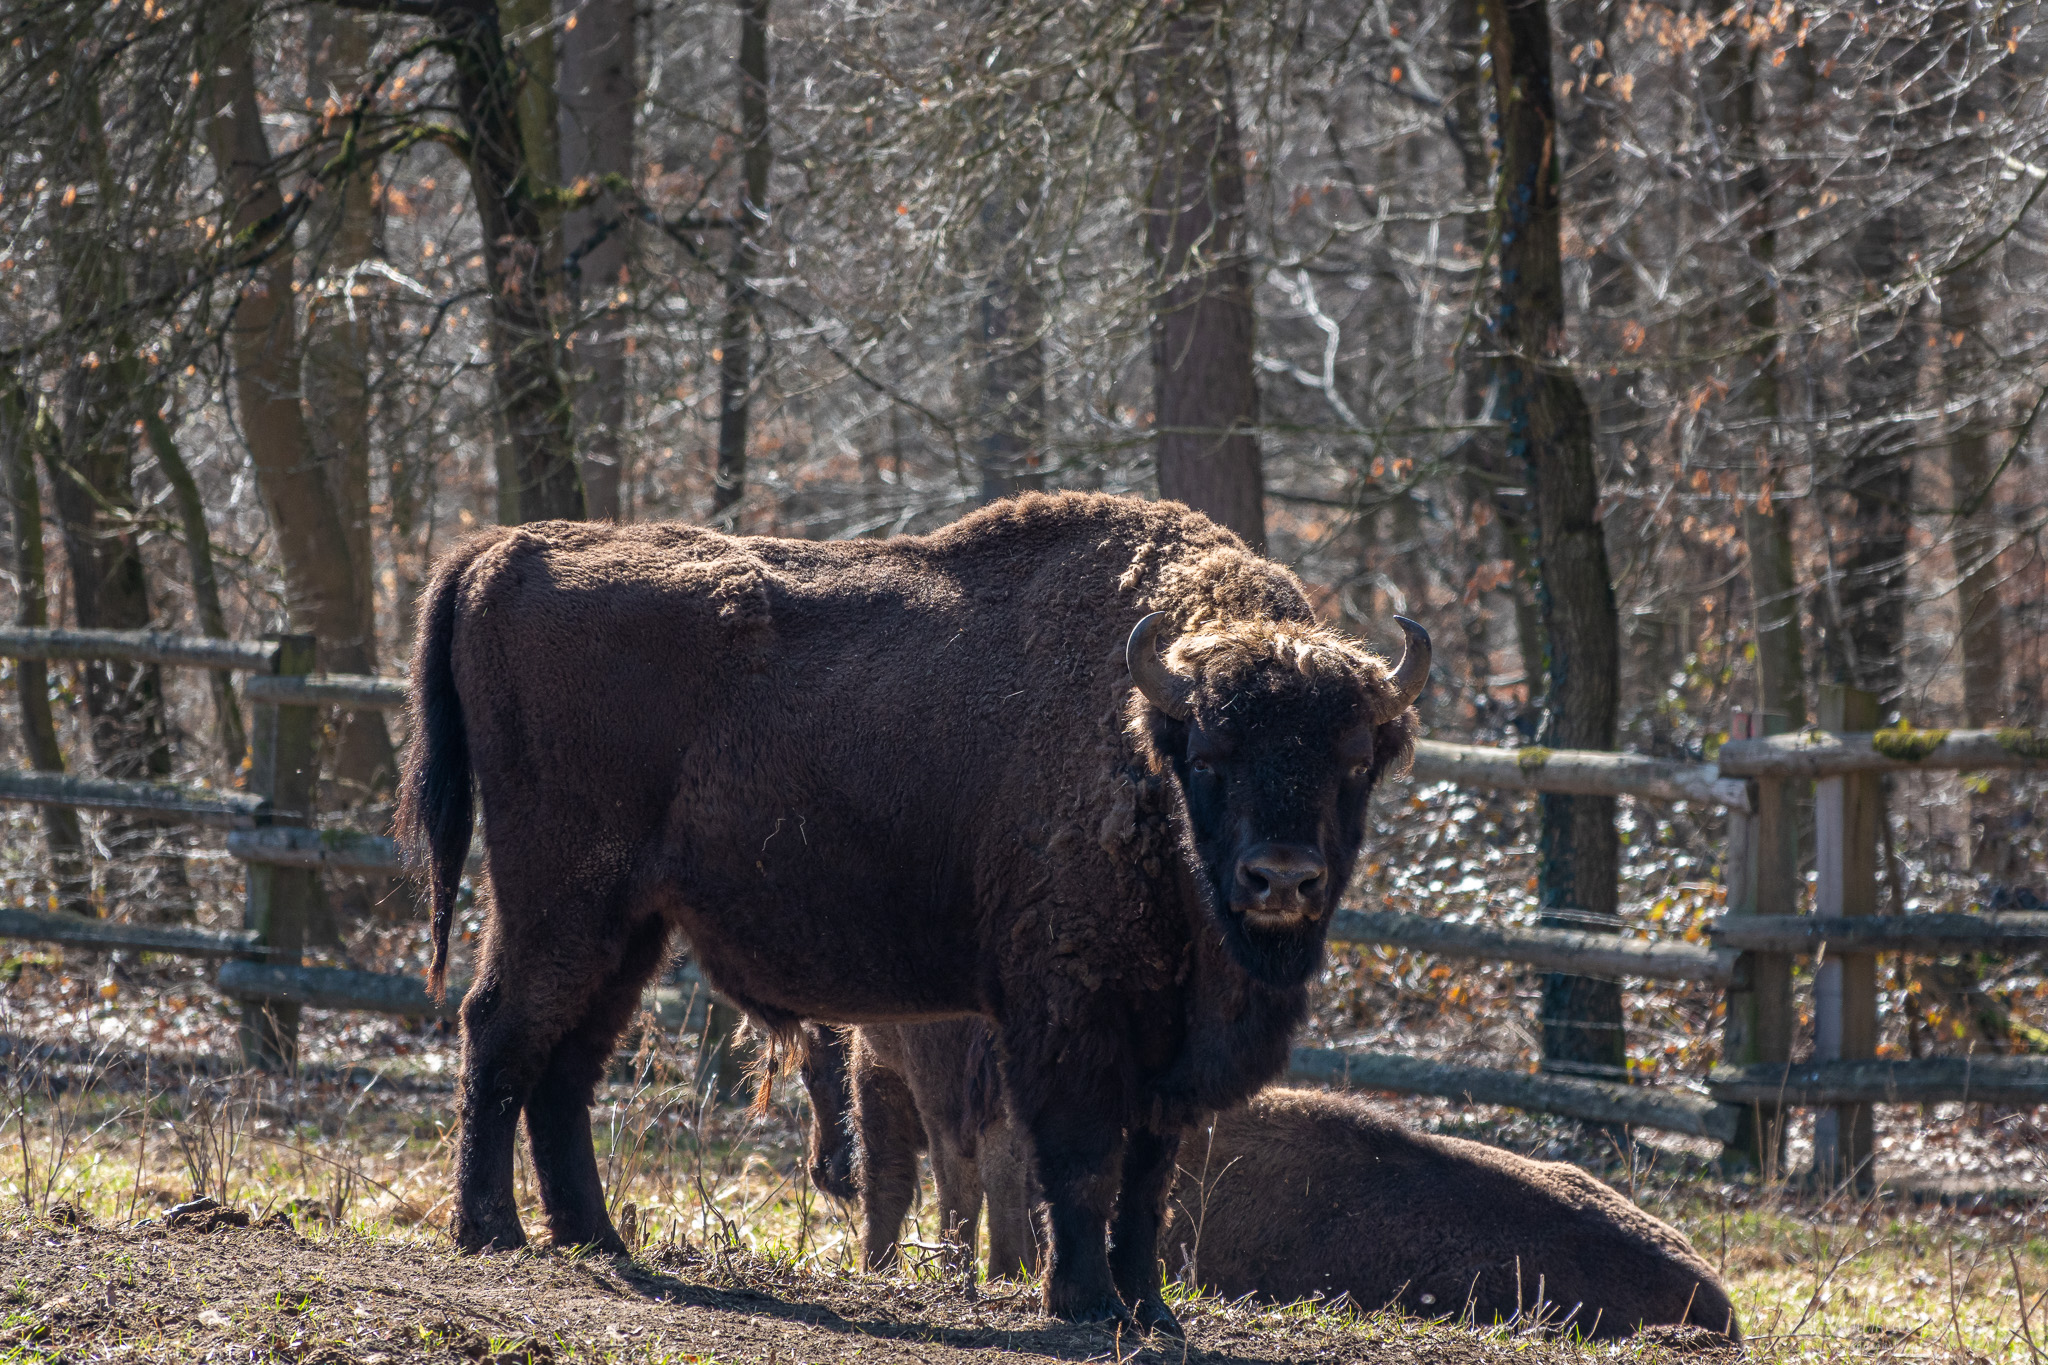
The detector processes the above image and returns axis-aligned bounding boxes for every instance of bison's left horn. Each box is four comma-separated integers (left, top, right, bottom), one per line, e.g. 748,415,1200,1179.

1380,616,1432,719
1127,612,1193,721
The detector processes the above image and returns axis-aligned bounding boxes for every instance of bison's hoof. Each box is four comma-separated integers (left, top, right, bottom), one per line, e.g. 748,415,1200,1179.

1046,1291,1135,1329
453,1217,529,1255
1131,1298,1183,1338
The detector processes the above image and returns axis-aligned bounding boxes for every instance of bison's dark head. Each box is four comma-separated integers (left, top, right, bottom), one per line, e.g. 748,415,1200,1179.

1126,612,1426,987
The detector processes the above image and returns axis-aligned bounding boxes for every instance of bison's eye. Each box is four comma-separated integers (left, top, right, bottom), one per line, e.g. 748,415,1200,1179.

1347,760,1372,780
1190,757,1216,777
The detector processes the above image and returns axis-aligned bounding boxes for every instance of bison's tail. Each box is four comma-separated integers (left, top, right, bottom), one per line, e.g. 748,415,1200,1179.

396,545,479,1001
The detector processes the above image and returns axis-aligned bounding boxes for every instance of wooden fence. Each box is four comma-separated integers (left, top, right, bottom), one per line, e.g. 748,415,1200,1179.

0,627,2044,1187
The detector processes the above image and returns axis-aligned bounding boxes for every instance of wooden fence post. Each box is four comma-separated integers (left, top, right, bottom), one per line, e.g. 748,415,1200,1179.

1721,710,1798,1173
1812,684,1879,1192
241,634,318,1071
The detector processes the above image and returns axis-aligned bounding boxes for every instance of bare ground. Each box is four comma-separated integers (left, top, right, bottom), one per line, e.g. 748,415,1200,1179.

0,1215,1736,1365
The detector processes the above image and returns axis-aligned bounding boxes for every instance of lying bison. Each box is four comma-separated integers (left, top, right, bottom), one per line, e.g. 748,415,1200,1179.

811,1028,1740,1341
397,491,1426,1332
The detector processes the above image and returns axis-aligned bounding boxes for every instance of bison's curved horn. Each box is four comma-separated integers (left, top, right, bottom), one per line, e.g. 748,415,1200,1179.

1380,616,1432,720
1127,612,1193,721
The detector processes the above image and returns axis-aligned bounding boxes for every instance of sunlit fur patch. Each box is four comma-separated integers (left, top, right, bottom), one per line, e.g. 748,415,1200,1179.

1166,619,1381,690
1121,616,1419,779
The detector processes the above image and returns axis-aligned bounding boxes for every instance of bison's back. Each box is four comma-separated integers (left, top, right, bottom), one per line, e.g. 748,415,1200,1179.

1165,1089,1737,1340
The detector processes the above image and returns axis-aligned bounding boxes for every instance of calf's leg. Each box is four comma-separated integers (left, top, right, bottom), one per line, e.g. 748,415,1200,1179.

925,1125,984,1277
852,1046,924,1272
981,1114,1043,1281
1107,1124,1183,1335
525,915,670,1251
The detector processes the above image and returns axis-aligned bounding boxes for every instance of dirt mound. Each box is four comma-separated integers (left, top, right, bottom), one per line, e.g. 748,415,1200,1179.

0,1214,1675,1365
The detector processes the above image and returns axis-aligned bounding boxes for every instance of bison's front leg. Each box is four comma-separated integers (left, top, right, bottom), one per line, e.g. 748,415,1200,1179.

1026,1093,1129,1326
1108,1124,1183,1336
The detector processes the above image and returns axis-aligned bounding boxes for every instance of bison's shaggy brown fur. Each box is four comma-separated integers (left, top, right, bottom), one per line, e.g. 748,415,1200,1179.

397,492,1423,1331
812,1030,1738,1343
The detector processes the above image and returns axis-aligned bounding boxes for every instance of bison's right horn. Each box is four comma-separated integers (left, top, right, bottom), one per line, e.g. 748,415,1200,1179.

1379,616,1432,720
1127,612,1193,721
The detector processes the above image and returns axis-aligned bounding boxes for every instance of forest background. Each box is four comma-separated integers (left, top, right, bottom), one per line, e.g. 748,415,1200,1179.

2,0,2047,1109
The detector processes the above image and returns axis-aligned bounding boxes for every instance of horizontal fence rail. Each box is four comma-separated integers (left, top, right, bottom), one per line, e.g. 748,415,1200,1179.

218,960,715,1035
1409,740,1750,809
0,627,280,673
1710,1058,2048,1107
243,673,408,711
1718,727,2048,778
1330,909,1737,984
0,906,265,959
1290,1048,1740,1142
1712,913,2048,955
0,772,267,827
229,827,403,872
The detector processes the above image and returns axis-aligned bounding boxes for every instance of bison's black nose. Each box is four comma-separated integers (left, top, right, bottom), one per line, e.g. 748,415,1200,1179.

1234,844,1328,923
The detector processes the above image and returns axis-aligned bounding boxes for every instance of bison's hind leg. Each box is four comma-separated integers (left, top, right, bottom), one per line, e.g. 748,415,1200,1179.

453,905,660,1255
526,914,672,1254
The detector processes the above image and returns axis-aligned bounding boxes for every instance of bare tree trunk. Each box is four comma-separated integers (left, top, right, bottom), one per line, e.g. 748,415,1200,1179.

136,400,246,773
710,0,772,530
1708,28,1807,728
970,131,1047,505
1821,25,1926,712
306,5,398,803
1484,0,1625,1080
444,0,586,523
1443,0,1542,717
41,89,190,918
1942,44,2008,872
1139,0,1265,551
203,3,380,676
1945,297,2004,732
0,387,91,916
559,0,637,520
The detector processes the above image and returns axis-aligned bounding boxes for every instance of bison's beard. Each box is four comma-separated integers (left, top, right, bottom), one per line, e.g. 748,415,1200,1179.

1180,838,1333,989
1217,908,1331,987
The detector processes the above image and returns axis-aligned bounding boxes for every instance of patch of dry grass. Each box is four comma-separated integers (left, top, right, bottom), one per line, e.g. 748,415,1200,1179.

3,1035,2046,1364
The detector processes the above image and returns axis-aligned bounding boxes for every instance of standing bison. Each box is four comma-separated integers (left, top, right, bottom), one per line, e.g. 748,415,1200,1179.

396,492,1425,1332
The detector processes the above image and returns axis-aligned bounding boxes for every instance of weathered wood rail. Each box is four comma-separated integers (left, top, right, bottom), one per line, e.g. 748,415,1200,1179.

1329,909,1737,985
1711,914,2048,955
0,625,2042,1166
1408,739,1752,810
1289,1048,1739,1142
1718,728,2048,779
1709,1058,2048,1107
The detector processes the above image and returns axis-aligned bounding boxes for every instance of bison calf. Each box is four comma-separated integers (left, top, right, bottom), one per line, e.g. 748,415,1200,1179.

814,1027,1737,1342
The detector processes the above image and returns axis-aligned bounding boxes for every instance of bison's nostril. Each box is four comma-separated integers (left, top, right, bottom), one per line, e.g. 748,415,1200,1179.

1237,844,1328,906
